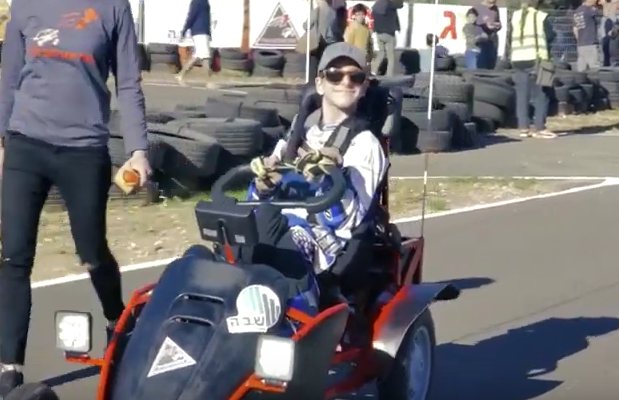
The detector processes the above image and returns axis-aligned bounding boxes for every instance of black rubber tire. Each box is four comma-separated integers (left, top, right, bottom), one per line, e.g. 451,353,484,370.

472,79,515,108
443,102,471,122
569,87,585,105
283,53,307,74
554,86,570,103
404,109,451,131
435,80,474,104
182,118,263,156
204,96,281,127
554,60,571,70
253,49,285,69
138,44,150,71
220,58,251,72
253,64,283,78
555,75,576,87
473,101,505,124
5,383,59,400
174,104,208,119
417,130,452,153
108,136,168,169
402,95,440,113
463,121,478,148
150,53,180,65
598,68,619,82
149,124,222,178
219,48,248,60
600,80,619,95
580,83,594,99
147,43,178,55
434,56,455,72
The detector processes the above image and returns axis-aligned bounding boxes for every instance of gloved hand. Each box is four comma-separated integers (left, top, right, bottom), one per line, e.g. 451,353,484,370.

295,147,343,182
250,155,282,194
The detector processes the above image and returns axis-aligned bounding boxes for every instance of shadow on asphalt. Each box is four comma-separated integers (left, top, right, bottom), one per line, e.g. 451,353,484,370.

436,277,495,292
43,366,99,387
432,316,619,400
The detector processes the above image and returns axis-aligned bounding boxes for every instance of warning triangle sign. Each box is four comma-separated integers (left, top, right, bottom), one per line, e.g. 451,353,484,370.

254,2,300,48
147,337,197,378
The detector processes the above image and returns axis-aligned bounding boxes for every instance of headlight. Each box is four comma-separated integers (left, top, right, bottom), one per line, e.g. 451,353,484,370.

254,335,295,382
55,311,92,353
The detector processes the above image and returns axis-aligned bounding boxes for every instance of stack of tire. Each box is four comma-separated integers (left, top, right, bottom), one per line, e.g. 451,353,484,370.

146,43,181,72
252,50,286,78
552,64,595,115
397,72,475,153
588,67,619,110
460,71,516,134
283,53,307,79
219,49,251,74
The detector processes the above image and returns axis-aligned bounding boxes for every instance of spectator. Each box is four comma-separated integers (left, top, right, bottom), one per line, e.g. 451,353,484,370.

418,34,449,72
298,0,344,80
574,0,601,71
344,3,374,69
0,0,152,392
372,0,404,76
600,0,618,66
510,0,557,139
608,20,619,64
475,0,502,69
462,7,487,69
176,0,212,85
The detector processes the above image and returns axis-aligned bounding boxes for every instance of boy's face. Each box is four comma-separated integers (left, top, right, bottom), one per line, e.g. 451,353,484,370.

466,13,476,23
354,11,366,23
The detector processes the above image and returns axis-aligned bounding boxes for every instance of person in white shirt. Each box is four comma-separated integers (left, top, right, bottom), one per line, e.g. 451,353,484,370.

239,42,388,296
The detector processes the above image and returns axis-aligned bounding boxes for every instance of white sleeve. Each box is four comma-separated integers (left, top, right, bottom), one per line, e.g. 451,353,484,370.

335,131,388,236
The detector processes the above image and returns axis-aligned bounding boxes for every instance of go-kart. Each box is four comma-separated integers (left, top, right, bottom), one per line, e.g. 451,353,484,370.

48,83,460,400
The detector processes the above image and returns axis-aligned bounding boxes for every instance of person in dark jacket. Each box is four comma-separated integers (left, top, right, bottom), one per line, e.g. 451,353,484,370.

608,20,619,64
0,0,151,393
177,0,212,84
372,0,403,76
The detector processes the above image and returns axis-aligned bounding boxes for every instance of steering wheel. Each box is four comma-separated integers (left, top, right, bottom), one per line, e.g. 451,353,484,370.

211,164,347,214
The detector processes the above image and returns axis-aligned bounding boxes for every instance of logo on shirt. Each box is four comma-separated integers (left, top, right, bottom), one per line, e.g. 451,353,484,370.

59,8,99,30
33,29,60,47
254,3,299,48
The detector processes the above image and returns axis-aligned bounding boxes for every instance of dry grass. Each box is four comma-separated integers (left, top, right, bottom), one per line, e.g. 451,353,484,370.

30,177,596,282
498,109,619,137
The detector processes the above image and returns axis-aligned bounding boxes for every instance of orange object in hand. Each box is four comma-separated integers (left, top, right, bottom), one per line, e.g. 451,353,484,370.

114,167,141,194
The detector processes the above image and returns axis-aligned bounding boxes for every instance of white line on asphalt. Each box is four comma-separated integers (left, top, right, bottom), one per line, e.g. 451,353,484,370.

391,175,617,181
30,178,619,290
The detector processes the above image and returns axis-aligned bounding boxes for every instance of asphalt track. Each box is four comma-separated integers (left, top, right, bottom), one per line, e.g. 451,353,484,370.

24,182,619,400
21,83,619,399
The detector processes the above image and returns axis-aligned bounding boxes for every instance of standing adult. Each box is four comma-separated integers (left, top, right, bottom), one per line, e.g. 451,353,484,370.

372,0,403,76
475,0,502,69
574,0,601,71
176,0,212,85
0,0,151,393
510,0,557,139
298,0,345,80
599,0,617,66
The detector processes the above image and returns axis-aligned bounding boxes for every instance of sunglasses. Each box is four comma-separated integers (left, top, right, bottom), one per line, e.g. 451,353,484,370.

321,69,367,85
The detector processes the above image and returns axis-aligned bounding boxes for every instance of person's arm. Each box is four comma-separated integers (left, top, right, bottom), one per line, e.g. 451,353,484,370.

493,6,502,32
111,0,148,155
573,11,581,39
389,0,404,10
0,8,26,139
181,0,199,36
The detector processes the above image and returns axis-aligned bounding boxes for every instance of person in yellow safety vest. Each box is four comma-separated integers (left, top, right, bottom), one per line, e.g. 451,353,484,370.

510,0,558,139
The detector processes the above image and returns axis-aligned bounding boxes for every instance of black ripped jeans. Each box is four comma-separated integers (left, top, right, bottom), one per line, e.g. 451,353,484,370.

0,133,125,365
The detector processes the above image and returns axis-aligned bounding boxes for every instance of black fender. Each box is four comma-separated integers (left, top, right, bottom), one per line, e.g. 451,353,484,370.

372,283,460,366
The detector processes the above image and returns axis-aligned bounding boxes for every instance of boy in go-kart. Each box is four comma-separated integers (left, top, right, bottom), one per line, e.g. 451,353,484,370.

236,42,388,304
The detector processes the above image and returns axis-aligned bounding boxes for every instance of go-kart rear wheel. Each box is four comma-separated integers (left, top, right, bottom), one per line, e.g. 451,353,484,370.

4,383,59,400
377,309,435,400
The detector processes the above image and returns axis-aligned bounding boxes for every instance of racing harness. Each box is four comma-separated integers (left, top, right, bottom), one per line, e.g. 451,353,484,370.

281,107,398,293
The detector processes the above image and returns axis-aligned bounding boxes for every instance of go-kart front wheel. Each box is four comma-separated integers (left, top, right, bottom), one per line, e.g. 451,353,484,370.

4,383,59,400
378,309,436,400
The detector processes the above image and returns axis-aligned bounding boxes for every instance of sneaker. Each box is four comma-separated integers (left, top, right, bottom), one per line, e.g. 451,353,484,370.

175,74,187,87
0,367,24,398
106,315,136,348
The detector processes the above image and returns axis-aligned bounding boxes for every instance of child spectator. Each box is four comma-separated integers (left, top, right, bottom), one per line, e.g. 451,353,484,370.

344,3,374,69
425,33,449,57
462,7,487,69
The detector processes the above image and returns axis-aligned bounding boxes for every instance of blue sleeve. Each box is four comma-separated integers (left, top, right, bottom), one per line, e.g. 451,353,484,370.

182,0,199,35
0,10,26,137
112,1,148,154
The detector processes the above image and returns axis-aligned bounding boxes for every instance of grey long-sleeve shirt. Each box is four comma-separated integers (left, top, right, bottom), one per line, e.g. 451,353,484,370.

0,0,148,154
